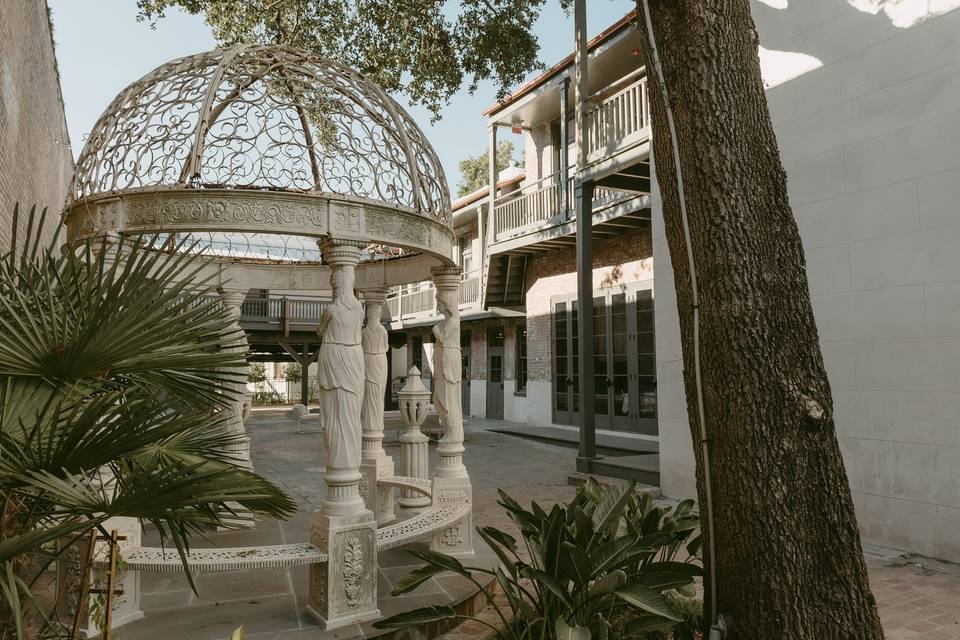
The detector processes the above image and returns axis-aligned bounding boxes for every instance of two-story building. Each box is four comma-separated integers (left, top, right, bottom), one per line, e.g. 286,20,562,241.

386,11,658,481
390,1,960,564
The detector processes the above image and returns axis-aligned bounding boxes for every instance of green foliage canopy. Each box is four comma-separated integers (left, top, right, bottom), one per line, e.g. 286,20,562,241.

137,0,574,121
248,362,267,383
283,362,302,383
457,140,518,197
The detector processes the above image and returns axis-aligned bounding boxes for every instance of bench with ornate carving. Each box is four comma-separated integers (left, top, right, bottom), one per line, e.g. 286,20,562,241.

96,478,468,573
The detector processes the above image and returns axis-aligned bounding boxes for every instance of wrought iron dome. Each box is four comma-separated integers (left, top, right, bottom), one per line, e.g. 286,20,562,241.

63,44,454,265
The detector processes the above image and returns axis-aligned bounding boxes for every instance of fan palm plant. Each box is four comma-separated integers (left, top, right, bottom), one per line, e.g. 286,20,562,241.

0,206,296,639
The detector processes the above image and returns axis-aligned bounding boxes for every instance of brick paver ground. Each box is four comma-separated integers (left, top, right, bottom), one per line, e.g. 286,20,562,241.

122,409,959,639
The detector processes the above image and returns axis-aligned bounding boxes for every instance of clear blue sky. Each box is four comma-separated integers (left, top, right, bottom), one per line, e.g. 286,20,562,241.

48,0,633,192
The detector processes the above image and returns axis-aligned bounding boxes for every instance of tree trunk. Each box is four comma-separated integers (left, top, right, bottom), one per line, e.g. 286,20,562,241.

634,1,884,637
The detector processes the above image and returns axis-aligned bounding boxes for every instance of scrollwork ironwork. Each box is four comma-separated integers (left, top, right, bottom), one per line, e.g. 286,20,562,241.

70,45,451,225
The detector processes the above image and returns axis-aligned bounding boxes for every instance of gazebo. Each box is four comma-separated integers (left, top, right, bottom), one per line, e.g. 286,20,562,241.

63,44,473,631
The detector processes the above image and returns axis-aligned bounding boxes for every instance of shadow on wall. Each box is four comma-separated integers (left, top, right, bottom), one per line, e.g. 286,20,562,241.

752,0,960,89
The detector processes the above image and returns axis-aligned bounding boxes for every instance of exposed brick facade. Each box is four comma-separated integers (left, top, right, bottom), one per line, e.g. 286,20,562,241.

523,225,653,383
0,1,73,253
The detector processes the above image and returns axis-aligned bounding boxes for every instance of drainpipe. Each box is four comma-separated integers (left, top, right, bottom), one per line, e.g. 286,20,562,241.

559,77,571,219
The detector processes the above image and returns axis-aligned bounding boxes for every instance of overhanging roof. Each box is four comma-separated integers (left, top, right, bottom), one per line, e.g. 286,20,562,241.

483,10,638,118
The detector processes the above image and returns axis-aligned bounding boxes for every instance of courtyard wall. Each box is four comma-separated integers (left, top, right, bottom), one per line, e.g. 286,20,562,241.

656,0,960,560
0,0,73,252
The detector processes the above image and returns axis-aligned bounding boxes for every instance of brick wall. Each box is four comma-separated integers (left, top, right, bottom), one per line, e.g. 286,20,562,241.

0,1,73,253
524,224,654,383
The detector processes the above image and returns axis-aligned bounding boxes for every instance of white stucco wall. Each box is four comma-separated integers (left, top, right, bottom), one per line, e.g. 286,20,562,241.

657,1,960,561
503,381,529,423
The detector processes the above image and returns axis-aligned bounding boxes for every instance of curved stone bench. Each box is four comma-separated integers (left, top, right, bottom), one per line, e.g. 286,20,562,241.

376,493,469,551
379,475,432,497
96,494,469,573
111,543,328,572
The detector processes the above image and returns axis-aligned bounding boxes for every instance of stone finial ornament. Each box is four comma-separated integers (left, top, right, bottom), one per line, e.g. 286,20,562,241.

398,366,432,508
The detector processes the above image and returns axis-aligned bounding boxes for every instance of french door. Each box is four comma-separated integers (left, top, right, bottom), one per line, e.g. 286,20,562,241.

486,327,505,419
552,287,656,434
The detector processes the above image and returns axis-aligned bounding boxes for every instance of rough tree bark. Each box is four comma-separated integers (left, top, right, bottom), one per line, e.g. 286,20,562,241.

634,1,884,638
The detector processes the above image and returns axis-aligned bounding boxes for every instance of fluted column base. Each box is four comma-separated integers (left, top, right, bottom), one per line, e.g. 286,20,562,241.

399,429,431,508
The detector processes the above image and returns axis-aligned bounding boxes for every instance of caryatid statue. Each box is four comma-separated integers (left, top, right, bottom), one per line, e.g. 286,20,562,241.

217,288,253,470
310,240,379,627
360,288,395,523
360,294,389,449
428,267,473,558
431,269,466,479
316,247,365,514
432,288,463,445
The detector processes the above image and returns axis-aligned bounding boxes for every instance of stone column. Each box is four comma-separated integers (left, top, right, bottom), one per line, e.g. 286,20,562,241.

430,267,468,479
397,367,432,508
218,288,253,470
359,287,396,525
429,267,474,557
308,239,379,629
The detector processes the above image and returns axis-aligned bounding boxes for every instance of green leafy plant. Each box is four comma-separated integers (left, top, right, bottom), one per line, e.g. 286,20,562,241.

375,478,702,640
283,362,302,384
0,206,296,639
253,390,284,405
247,363,267,384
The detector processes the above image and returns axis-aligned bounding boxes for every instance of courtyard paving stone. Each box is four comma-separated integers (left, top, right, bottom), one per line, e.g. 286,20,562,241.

116,408,959,639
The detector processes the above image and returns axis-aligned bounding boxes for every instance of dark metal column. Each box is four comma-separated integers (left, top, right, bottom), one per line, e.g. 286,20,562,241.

575,180,597,469
301,342,310,406
573,0,597,471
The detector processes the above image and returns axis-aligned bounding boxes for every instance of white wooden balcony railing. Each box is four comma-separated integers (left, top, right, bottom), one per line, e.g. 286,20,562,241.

240,296,328,329
493,172,574,242
386,270,482,324
492,73,649,243
585,72,649,160
459,271,481,306
493,181,636,242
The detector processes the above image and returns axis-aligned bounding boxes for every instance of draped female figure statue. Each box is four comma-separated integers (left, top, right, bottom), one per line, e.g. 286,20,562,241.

316,265,364,505
432,287,463,445
360,299,389,443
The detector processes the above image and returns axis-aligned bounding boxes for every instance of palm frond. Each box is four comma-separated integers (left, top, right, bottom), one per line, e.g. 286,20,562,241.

0,205,296,627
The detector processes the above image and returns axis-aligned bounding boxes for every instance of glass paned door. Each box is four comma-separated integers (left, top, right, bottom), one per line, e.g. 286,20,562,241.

553,300,581,425
610,292,631,426
552,287,657,434
593,296,609,417
635,290,657,424
487,327,505,419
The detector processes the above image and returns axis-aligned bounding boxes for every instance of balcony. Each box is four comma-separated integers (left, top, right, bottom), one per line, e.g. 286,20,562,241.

386,269,482,326
494,180,638,243
491,74,651,247
585,72,649,163
240,296,327,334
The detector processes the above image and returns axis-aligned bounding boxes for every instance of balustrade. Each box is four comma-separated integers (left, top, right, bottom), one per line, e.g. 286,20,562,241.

386,270,482,325
585,74,649,158
238,296,327,328
491,74,649,243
